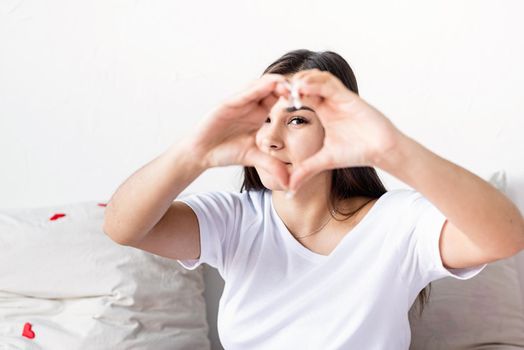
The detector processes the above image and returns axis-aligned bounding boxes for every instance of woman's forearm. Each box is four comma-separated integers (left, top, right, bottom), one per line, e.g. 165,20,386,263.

374,132,524,258
103,139,206,245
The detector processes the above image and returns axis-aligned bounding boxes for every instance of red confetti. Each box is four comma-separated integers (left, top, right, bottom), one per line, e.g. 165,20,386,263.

22,322,35,339
49,213,66,221
97,203,107,207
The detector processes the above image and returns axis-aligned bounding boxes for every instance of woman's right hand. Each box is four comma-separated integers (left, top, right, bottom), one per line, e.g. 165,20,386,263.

185,73,291,188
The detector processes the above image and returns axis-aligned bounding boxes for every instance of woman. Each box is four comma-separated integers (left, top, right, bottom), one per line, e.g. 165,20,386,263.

104,49,524,349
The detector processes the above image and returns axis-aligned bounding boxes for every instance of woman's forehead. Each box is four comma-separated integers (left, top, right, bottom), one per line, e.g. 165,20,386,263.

270,99,316,114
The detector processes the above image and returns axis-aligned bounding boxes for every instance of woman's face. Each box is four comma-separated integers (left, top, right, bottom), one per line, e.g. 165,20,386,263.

254,93,327,191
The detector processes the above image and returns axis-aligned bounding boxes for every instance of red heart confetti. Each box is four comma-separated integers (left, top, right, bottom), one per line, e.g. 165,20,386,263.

49,213,66,221
22,322,35,339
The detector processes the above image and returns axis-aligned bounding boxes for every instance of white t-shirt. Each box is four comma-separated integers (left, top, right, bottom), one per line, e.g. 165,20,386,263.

176,188,487,350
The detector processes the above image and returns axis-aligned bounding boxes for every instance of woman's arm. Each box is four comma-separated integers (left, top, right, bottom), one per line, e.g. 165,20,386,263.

374,131,524,268
104,139,206,245
266,68,523,268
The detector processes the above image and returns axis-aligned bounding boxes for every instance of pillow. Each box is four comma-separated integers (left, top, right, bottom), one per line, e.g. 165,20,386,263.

0,200,210,350
408,170,524,349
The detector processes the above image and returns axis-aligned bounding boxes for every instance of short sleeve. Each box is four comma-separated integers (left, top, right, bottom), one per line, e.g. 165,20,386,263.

399,190,487,290
174,191,241,277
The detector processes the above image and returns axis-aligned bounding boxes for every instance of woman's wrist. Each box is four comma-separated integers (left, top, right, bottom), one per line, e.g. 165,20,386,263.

165,137,209,175
370,129,411,171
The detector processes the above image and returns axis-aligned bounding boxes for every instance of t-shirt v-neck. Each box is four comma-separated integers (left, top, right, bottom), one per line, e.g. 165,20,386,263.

268,190,392,263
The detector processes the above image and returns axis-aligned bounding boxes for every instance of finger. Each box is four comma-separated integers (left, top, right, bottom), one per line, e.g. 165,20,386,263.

288,150,332,193
259,90,280,111
230,74,287,108
244,147,290,188
293,70,358,103
274,81,291,99
291,68,322,81
300,73,340,97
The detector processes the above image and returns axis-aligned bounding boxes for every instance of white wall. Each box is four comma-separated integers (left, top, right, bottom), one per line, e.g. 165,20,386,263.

1,1,523,349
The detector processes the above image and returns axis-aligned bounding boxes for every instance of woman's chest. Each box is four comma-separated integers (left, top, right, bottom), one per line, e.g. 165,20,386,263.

296,198,379,256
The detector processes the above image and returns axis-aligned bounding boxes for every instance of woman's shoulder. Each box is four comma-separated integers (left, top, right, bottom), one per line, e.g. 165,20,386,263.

177,189,266,213
178,189,255,200
373,189,430,215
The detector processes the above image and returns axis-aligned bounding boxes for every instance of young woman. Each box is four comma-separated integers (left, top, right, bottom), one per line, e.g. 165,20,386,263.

104,49,524,349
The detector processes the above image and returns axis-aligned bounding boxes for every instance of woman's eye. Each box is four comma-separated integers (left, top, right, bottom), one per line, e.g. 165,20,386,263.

289,117,308,125
265,117,308,125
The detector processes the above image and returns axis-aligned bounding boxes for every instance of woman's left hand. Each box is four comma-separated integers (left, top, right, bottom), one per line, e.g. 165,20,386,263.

276,68,404,194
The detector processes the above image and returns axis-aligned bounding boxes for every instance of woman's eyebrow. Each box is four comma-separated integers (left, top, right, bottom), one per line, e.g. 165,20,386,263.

284,106,315,113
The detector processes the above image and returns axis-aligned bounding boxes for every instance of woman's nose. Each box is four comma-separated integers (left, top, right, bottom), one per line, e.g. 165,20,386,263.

259,122,284,151
261,136,284,151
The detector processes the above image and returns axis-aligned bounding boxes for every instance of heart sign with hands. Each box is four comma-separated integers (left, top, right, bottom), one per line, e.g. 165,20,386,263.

274,69,404,195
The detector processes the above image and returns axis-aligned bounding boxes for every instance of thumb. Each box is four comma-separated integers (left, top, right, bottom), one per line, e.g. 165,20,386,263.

244,147,290,188
288,150,332,193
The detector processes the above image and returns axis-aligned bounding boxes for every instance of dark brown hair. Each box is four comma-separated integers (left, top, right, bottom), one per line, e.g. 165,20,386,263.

239,49,431,316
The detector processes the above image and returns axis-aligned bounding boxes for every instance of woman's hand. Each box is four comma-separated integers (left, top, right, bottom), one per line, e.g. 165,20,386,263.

186,73,291,188
276,69,404,194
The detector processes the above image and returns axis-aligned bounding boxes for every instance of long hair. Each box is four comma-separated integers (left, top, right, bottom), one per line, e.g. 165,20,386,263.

239,49,431,316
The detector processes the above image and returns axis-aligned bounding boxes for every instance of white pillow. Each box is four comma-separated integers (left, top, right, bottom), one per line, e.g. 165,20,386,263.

408,170,524,349
0,200,210,350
